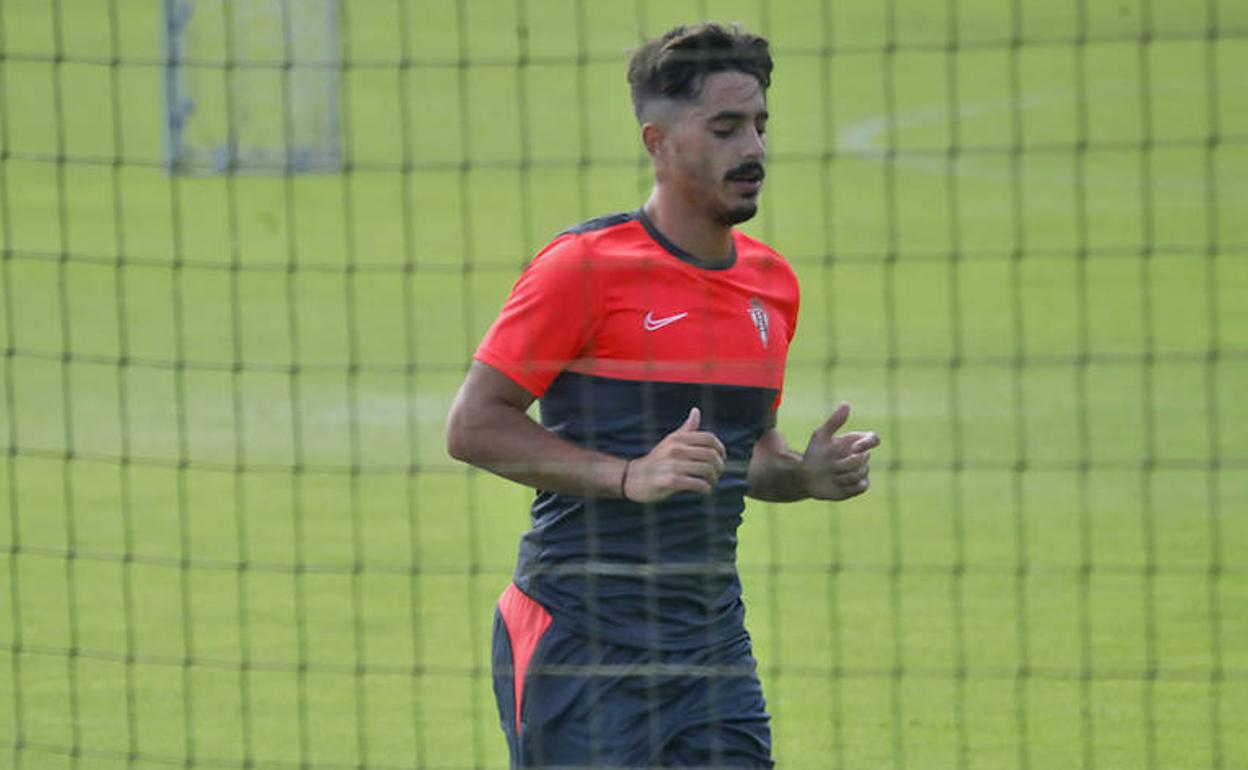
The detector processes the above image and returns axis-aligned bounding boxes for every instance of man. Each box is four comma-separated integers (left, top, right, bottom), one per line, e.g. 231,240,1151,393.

447,22,880,769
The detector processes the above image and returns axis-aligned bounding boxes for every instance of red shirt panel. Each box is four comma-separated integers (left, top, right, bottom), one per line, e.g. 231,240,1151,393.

476,215,800,407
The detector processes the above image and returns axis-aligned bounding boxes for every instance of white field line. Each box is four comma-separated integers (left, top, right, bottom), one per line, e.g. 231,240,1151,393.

834,79,1247,200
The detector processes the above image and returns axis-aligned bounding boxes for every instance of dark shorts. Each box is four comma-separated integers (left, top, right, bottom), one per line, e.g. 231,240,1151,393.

491,583,773,769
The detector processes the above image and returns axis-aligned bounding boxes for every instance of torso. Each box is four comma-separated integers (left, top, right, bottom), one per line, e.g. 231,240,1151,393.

476,210,800,648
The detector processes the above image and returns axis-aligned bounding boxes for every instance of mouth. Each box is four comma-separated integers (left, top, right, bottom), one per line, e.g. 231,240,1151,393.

726,163,765,195
726,163,765,183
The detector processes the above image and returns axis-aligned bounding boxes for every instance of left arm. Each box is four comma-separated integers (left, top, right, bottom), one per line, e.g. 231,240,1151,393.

746,403,880,503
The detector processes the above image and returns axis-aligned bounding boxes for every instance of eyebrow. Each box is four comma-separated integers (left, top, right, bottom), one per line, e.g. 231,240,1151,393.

707,109,769,123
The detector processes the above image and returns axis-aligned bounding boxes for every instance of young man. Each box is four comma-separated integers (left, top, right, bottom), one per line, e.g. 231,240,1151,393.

447,23,880,769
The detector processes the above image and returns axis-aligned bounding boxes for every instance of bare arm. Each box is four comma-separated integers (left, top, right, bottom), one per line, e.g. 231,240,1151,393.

446,360,727,503
746,403,881,503
745,412,808,502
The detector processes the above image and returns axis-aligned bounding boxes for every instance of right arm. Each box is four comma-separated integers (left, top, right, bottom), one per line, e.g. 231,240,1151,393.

446,360,726,503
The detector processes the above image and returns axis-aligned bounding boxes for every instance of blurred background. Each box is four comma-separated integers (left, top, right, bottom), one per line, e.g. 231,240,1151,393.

0,0,1245,768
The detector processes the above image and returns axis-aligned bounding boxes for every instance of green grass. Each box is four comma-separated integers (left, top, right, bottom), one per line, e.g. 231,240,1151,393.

2,0,1246,768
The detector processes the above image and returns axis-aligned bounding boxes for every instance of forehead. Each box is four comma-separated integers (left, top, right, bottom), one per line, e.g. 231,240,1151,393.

688,71,766,119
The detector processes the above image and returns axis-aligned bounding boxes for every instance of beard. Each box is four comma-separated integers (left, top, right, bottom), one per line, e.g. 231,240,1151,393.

715,199,759,226
671,159,764,225
715,160,765,225
718,199,753,223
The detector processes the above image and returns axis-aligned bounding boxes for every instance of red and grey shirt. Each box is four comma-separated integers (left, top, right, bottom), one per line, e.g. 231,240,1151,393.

476,209,800,649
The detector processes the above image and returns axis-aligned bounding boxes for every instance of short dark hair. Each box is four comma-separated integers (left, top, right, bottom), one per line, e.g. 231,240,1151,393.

627,23,772,123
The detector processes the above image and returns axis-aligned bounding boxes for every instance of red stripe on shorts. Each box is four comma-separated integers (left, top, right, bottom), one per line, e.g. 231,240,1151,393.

498,582,553,735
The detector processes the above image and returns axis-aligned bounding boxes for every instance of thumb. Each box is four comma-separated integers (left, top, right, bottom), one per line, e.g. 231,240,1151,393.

814,402,850,440
678,407,701,432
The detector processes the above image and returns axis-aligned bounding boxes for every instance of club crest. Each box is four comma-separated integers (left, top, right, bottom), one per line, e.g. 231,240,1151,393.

748,298,769,348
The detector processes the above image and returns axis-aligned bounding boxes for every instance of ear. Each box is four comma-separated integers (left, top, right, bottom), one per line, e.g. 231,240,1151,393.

641,121,665,158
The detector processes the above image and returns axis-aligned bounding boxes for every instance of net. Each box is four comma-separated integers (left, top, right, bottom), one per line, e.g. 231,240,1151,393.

1,0,1245,768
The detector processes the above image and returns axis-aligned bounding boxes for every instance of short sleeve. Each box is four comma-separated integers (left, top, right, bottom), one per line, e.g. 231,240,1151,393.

474,236,601,397
769,261,801,412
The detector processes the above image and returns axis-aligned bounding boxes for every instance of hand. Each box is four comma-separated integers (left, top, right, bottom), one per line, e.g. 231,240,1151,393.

801,402,880,501
623,407,727,503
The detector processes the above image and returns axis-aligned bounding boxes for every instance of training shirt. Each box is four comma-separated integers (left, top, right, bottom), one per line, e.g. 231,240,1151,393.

475,209,800,649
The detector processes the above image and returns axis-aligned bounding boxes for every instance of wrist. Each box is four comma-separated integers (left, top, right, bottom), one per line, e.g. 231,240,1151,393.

748,449,810,503
793,451,814,500
619,458,633,501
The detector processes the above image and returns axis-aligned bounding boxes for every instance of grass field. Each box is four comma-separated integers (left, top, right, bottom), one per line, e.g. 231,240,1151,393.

2,0,1247,768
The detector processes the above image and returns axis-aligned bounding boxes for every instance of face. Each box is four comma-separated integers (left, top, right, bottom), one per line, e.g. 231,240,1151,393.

649,71,768,226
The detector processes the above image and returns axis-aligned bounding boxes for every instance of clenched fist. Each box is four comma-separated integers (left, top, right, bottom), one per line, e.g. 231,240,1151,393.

622,407,727,503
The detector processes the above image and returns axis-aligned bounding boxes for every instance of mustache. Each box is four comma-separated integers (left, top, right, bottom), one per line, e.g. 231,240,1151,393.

724,162,765,182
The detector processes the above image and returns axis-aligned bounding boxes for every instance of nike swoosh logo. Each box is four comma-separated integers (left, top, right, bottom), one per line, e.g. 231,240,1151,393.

643,311,689,331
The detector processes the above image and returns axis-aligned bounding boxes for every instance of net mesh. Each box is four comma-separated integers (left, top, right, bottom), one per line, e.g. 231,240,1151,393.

1,0,1245,768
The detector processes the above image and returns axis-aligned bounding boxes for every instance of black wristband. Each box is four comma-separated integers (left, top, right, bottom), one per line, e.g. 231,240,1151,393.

620,459,632,501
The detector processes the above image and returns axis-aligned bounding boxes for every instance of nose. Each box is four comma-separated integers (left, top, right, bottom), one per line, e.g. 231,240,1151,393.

744,126,765,160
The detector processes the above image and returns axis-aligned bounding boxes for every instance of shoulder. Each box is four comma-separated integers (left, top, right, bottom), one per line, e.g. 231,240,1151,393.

528,210,648,274
517,212,646,293
559,210,639,236
733,230,799,293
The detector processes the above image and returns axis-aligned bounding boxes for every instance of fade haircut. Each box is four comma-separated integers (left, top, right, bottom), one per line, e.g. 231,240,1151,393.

627,23,772,124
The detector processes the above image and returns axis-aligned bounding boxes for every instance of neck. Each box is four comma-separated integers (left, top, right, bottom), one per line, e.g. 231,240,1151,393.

641,187,735,266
